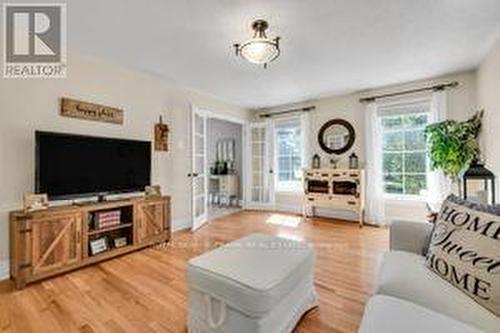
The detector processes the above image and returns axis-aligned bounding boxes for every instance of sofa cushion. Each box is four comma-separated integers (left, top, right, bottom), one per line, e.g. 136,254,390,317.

376,251,499,332
426,194,500,316
359,295,480,333
187,233,315,317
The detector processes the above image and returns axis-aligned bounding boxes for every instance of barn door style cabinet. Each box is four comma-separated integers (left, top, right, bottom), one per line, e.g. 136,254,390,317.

10,196,170,289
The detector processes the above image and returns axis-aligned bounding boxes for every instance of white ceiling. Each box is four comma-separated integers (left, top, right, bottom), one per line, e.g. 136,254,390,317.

67,0,500,109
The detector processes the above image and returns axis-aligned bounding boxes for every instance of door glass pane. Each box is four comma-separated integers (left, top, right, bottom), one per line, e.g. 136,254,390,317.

195,196,205,216
194,177,205,196
195,114,203,134
195,156,204,173
196,135,204,154
250,126,267,203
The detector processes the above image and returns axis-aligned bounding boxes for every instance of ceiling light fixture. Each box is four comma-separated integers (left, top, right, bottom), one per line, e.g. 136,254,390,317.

234,19,280,69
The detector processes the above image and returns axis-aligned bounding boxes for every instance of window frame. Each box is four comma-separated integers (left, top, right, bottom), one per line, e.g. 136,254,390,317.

273,117,304,193
378,101,430,200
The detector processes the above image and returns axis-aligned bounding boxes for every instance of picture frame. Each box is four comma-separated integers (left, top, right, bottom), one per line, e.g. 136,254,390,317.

89,237,108,255
23,193,49,212
145,185,162,198
113,237,128,248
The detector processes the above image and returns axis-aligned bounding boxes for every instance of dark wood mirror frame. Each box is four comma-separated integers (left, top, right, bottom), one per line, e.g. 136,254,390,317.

318,118,356,155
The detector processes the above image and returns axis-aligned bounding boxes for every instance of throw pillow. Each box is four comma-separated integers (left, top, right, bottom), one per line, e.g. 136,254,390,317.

426,194,500,316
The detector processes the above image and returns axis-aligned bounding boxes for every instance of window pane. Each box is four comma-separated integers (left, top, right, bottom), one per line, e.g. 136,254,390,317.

404,129,426,150
278,132,293,155
275,119,302,190
383,153,403,173
384,174,403,194
405,152,427,173
279,156,290,172
383,131,404,151
382,116,403,129
404,174,426,195
380,104,429,196
279,172,290,181
404,114,427,127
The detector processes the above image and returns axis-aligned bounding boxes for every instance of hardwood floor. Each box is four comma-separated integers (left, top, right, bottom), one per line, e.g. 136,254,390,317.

0,211,388,333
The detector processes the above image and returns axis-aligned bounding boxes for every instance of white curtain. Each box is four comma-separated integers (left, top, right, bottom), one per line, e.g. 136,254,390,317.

425,90,451,211
300,112,311,168
364,102,386,225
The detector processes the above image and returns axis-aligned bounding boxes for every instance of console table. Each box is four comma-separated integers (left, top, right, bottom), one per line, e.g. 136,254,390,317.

303,169,365,227
209,174,239,206
9,196,170,288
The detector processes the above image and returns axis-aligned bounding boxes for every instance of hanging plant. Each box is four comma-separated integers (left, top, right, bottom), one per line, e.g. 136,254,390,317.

425,110,483,181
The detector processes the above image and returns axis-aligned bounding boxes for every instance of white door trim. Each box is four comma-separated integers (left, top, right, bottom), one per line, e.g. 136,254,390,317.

191,105,208,231
190,105,249,227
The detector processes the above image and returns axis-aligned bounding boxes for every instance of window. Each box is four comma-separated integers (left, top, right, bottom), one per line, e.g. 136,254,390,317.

275,118,303,191
380,101,429,196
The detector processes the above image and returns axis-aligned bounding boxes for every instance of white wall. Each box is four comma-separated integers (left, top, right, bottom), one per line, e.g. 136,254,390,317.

207,118,243,198
478,38,500,200
257,71,477,222
0,51,249,275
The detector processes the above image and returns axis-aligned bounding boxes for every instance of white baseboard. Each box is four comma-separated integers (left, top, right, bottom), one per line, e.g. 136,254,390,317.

0,259,9,281
172,218,192,232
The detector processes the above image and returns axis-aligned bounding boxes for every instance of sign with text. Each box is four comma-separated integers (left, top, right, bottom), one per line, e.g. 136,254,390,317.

60,98,124,125
3,3,67,78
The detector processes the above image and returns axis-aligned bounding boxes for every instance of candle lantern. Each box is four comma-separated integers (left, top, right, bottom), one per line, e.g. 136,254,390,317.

462,161,495,205
312,154,321,169
349,152,359,169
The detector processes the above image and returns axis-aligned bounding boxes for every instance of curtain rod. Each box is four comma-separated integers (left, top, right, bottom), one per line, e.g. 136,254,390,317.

259,106,316,118
359,81,459,103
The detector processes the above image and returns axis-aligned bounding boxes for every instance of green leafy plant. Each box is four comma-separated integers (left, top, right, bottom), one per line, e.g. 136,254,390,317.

425,110,483,181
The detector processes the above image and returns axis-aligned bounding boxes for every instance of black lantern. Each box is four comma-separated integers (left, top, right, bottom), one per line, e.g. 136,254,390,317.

312,154,321,169
462,161,495,205
349,152,359,169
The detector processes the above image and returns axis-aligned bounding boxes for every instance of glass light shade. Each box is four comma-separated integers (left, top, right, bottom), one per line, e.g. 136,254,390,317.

239,38,279,64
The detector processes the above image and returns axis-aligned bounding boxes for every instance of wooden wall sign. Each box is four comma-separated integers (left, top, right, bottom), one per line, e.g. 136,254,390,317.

154,116,169,151
60,97,124,125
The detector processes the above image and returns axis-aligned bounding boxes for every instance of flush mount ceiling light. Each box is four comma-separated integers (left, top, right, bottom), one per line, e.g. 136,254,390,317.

234,19,280,69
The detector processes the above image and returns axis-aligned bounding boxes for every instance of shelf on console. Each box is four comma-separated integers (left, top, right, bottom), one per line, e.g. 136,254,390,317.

88,222,133,236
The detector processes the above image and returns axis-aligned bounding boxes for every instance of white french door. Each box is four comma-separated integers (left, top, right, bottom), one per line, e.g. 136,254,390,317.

191,106,208,231
247,122,275,208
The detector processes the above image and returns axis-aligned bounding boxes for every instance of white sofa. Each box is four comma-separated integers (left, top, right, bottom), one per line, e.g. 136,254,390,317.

359,221,499,333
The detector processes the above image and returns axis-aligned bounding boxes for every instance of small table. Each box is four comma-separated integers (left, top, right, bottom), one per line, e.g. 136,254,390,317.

209,174,239,206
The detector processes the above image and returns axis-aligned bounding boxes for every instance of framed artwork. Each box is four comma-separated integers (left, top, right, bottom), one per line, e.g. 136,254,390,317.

90,237,108,255
23,193,49,212
113,237,128,248
145,185,162,198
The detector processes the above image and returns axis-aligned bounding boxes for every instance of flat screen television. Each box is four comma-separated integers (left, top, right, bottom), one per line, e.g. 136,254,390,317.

36,131,151,200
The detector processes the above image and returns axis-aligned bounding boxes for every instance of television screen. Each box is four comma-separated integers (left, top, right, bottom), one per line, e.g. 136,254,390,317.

36,131,151,199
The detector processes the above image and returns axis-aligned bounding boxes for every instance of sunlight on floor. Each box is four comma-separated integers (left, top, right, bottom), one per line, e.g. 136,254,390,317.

266,214,302,228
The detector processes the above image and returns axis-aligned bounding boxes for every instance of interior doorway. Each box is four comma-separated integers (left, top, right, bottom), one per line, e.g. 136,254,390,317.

206,117,243,220
190,106,246,231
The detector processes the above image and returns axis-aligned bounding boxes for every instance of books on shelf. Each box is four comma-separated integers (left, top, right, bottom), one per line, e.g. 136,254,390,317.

95,210,121,229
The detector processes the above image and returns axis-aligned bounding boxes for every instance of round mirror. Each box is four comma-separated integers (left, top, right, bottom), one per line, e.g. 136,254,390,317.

318,119,355,155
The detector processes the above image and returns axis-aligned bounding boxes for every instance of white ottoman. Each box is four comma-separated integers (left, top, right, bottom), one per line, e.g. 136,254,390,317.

187,233,318,333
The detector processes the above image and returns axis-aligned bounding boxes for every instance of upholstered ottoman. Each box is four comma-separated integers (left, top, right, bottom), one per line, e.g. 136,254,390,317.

187,233,318,333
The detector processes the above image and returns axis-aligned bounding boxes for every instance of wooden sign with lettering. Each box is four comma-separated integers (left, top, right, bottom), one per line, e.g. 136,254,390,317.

60,98,124,125
154,116,169,151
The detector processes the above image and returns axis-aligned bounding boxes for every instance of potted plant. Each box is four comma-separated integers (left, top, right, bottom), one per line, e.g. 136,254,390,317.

425,110,484,194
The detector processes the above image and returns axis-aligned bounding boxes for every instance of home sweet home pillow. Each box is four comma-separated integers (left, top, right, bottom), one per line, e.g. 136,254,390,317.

426,195,500,316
